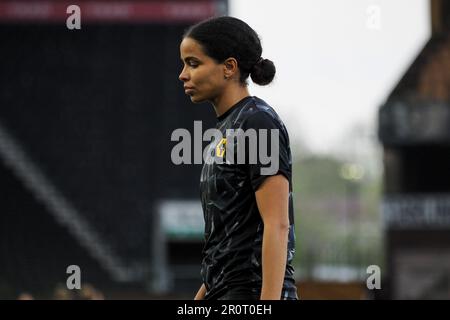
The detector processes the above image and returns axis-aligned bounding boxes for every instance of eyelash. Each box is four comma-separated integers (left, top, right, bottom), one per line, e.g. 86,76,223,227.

181,61,199,69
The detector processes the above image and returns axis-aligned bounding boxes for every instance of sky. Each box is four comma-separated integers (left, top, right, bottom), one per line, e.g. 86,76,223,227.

230,0,430,155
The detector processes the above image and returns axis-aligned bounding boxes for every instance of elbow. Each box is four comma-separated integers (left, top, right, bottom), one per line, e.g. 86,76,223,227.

280,222,290,233
264,220,290,233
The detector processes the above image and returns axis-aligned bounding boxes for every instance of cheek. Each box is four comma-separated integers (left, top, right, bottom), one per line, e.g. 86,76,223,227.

197,68,223,91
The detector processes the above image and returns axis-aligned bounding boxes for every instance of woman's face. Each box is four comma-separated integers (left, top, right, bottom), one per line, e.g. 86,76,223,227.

179,37,227,103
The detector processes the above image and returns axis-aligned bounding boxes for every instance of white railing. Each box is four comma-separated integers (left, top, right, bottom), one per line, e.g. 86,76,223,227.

382,193,450,229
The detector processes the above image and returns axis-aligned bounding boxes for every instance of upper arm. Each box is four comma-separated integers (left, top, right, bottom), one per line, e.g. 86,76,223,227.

240,110,292,227
255,174,290,228
241,111,291,192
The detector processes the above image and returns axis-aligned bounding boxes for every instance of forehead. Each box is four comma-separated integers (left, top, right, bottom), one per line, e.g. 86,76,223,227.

180,37,207,59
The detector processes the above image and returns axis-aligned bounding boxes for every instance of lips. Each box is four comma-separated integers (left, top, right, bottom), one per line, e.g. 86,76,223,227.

184,86,195,94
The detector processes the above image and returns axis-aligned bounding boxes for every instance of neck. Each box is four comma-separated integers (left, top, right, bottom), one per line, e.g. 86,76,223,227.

211,84,250,118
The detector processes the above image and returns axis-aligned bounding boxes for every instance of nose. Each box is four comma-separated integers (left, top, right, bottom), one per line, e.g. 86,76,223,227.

179,66,189,82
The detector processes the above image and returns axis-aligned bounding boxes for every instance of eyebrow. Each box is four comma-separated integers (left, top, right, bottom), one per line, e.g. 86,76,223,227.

181,56,200,63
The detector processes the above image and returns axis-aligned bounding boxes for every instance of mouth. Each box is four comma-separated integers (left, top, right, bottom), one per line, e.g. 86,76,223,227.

184,87,195,95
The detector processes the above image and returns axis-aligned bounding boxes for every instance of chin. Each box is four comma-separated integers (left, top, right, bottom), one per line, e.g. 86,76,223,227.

189,94,206,104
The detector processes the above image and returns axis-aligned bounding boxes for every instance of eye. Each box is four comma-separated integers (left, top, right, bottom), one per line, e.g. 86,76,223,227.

188,62,198,68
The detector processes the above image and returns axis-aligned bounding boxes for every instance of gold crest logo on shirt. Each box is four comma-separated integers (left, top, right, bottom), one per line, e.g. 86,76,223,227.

215,138,226,158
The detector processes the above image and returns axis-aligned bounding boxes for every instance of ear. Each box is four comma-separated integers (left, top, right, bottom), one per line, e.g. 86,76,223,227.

223,57,239,79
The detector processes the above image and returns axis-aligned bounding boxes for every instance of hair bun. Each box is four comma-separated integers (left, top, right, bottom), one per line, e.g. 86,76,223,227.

250,57,276,86
251,57,264,71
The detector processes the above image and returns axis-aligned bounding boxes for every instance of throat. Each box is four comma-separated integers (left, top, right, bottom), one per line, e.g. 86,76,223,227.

213,88,251,118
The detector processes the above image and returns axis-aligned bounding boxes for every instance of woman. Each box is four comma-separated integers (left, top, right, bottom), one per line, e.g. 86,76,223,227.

179,16,298,300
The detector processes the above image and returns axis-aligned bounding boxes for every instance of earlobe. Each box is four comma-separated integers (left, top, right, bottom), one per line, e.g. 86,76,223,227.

223,68,232,80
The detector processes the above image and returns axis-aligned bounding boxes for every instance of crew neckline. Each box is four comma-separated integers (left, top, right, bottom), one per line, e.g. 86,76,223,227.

217,96,253,122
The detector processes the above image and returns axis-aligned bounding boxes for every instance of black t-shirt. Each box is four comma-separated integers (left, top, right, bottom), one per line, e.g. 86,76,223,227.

200,95,298,300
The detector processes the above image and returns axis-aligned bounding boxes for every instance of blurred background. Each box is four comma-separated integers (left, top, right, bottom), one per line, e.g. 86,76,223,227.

0,0,449,300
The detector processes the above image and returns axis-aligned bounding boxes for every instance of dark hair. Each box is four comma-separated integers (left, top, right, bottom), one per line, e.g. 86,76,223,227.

183,16,276,86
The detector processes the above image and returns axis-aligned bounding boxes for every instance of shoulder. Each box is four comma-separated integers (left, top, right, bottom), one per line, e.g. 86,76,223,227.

239,96,287,133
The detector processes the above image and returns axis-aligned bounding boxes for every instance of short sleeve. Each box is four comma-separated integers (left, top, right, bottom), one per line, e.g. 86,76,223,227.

240,111,291,191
